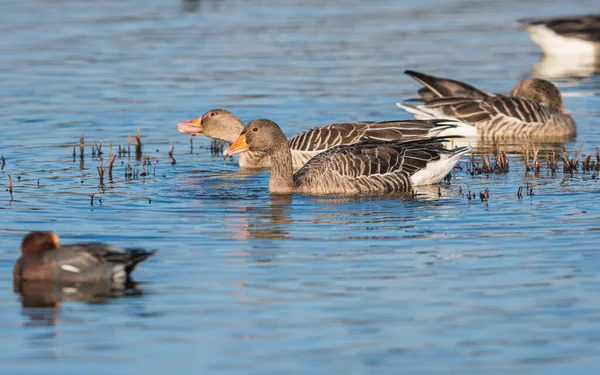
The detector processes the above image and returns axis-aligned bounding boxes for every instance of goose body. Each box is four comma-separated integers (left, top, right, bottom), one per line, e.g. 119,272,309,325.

516,15,600,57
178,109,469,170
13,231,155,283
397,70,576,138
223,119,470,195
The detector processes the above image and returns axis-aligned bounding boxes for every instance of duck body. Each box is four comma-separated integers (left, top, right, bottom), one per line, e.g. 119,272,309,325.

516,15,600,57
178,109,469,170
397,70,576,138
224,119,470,196
13,232,155,283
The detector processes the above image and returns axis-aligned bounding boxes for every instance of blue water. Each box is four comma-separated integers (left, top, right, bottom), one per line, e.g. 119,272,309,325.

1,0,600,373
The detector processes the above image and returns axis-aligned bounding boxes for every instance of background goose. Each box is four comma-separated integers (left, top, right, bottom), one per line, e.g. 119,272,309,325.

178,109,468,170
516,15,600,57
397,70,576,138
222,119,470,195
13,231,155,283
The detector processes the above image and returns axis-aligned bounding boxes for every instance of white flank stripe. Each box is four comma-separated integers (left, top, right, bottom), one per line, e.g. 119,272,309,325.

60,264,81,273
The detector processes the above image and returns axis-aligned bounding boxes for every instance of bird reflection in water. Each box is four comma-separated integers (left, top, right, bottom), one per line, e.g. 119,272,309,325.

232,195,293,241
531,55,600,79
14,280,144,326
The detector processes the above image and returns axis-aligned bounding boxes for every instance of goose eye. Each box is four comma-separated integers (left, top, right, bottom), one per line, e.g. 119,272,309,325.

210,112,216,117
252,127,258,132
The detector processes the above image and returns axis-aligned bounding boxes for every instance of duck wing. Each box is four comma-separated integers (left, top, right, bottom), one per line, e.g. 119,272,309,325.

49,244,155,283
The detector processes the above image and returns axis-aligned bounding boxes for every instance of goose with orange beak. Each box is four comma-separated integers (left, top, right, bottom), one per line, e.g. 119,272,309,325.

179,108,469,170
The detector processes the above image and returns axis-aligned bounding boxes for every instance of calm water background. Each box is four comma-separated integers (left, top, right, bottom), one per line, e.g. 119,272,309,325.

1,0,600,373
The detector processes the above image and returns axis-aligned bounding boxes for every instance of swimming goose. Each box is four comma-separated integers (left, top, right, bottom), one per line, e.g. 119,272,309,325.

516,15,600,57
13,231,155,283
397,70,576,138
222,119,470,195
178,109,468,169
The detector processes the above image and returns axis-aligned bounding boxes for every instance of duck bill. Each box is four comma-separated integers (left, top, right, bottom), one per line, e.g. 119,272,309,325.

223,134,249,157
177,116,202,134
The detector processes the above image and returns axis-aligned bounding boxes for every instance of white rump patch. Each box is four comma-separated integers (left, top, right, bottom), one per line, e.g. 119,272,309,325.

60,264,81,273
411,148,471,186
430,121,477,137
397,104,478,137
397,103,450,121
112,265,127,282
61,287,78,294
526,25,597,57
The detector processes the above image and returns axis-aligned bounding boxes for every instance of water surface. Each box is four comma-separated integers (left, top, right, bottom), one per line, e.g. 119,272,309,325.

1,0,600,374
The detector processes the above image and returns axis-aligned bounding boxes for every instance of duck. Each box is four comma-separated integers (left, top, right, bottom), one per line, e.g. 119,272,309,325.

222,119,470,195
516,15,600,57
13,231,155,283
396,70,576,138
178,109,469,170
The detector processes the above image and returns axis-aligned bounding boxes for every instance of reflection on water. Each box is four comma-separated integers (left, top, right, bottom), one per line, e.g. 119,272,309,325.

238,195,293,240
14,280,144,308
14,280,146,329
531,55,600,79
1,0,600,374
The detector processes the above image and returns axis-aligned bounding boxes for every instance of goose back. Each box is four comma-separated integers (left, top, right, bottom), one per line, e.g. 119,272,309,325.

421,95,576,138
293,138,469,195
249,119,463,170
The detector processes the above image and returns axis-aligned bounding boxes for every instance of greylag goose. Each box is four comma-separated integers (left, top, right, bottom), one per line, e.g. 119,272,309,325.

178,109,469,169
516,15,600,57
13,231,155,283
397,70,576,138
222,119,470,195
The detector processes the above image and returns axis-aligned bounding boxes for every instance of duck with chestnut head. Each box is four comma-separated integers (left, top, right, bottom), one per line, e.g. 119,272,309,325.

13,231,155,284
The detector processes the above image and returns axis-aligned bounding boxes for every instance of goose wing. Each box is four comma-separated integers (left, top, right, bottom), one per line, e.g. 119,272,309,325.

288,120,459,151
424,95,552,126
405,70,493,100
294,138,452,194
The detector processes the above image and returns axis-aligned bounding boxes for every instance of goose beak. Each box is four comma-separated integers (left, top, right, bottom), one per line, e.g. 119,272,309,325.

223,134,249,157
177,116,202,134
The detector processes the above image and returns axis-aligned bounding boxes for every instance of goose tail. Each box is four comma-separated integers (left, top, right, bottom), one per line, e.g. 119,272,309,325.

425,119,477,138
396,102,440,120
410,145,471,187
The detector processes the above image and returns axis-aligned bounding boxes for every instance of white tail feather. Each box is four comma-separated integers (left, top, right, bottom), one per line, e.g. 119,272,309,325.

397,103,477,137
410,147,471,186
